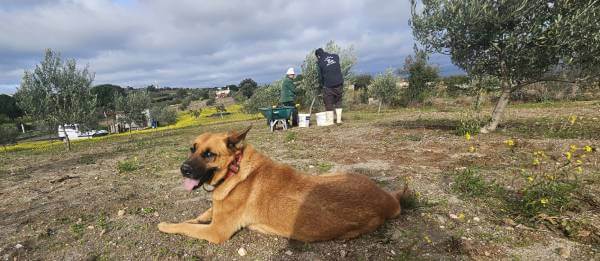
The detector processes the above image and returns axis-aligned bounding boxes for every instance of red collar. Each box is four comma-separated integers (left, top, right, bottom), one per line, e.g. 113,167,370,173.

225,150,243,179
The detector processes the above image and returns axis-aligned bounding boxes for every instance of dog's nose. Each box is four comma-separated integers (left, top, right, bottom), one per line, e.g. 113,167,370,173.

180,163,193,176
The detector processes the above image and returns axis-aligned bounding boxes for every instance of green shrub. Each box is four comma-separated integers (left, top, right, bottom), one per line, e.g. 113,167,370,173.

150,105,177,126
117,158,140,173
243,80,282,114
455,111,487,136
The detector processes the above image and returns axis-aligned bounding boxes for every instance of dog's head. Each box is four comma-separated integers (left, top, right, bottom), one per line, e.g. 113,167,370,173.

180,126,251,191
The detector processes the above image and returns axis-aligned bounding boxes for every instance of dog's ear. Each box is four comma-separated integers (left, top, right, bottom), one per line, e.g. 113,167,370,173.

226,125,252,150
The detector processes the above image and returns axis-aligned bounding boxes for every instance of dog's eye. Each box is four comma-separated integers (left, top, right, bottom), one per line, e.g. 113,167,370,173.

202,151,215,159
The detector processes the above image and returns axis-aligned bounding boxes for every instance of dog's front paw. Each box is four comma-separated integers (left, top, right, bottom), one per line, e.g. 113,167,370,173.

158,222,176,233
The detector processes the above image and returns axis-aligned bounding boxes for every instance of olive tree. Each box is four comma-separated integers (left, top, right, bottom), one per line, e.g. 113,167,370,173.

15,49,97,151
298,41,357,113
115,90,151,131
369,69,399,113
410,0,600,133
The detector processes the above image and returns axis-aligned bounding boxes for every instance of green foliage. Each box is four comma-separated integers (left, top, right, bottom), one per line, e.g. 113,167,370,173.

150,105,177,126
242,80,283,114
443,75,470,97
455,111,486,136
411,0,600,130
284,132,296,142
176,88,188,99
226,84,238,92
317,162,333,173
0,124,19,146
205,97,216,106
15,49,97,148
239,78,258,98
117,158,140,173
0,94,23,120
400,50,439,104
70,223,85,237
369,69,401,110
188,88,209,101
115,91,151,128
179,98,191,111
298,41,357,111
190,109,202,119
352,74,372,89
91,84,125,113
451,168,488,198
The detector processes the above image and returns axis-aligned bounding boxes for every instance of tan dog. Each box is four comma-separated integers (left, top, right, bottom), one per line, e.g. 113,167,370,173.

158,126,410,243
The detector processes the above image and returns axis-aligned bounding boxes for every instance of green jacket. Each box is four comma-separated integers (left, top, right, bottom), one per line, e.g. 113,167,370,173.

280,77,296,103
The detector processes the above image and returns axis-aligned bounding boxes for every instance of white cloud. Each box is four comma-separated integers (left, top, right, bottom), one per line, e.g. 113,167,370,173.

0,0,461,94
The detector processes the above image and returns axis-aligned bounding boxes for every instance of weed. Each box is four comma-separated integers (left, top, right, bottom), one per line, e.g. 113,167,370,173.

451,168,489,198
284,132,297,142
455,110,486,136
140,207,156,215
96,214,109,230
78,154,96,164
403,134,422,142
316,162,333,173
70,223,85,237
117,158,140,173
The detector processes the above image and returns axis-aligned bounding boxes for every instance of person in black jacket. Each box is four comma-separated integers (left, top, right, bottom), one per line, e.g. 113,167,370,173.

315,48,344,113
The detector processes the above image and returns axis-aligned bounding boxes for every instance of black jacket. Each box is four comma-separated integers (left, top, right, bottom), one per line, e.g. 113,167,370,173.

317,51,344,88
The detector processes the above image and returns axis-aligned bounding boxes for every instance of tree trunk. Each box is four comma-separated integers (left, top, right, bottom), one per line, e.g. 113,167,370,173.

62,124,72,151
308,96,316,115
480,87,511,133
378,100,382,114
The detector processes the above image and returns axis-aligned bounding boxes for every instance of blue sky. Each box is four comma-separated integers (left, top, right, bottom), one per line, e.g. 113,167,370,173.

0,0,462,94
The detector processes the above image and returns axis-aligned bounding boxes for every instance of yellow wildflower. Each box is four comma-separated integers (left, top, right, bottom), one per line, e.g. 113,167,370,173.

565,152,572,160
424,235,432,244
576,166,583,174
504,139,515,147
465,132,471,141
569,145,577,152
576,160,582,165
457,213,465,220
584,145,593,153
469,146,476,152
532,158,540,165
569,115,577,125
540,198,549,205
527,176,534,182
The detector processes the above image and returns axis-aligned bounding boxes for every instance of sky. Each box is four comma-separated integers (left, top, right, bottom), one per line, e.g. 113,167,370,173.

0,0,462,94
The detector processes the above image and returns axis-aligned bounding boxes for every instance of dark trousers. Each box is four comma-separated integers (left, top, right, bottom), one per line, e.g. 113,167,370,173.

323,84,343,111
282,101,298,127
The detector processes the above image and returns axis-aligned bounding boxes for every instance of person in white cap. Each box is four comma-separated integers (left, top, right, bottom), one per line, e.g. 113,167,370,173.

280,67,298,126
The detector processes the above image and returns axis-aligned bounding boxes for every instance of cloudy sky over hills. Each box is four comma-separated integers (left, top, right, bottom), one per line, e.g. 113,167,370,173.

0,0,461,94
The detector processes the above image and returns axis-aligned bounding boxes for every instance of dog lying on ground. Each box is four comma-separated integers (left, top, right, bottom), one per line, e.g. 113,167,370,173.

158,126,410,243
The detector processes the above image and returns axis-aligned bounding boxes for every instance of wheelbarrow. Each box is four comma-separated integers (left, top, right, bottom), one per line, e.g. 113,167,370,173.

259,106,295,132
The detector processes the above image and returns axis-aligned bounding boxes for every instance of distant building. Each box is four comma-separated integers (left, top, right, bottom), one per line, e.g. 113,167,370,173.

111,109,152,133
215,87,231,98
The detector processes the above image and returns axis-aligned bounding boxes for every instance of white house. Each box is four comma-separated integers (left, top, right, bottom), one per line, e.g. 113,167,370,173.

215,87,231,98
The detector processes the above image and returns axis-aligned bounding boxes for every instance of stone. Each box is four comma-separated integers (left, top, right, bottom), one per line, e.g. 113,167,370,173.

237,247,247,256
285,250,292,256
118,210,125,216
557,247,570,258
340,250,347,258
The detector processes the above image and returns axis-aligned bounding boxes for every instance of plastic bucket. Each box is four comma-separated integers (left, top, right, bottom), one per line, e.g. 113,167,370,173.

298,113,310,128
335,108,343,123
316,112,330,126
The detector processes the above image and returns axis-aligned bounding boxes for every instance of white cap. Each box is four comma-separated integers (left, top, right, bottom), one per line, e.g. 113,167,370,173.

286,67,295,75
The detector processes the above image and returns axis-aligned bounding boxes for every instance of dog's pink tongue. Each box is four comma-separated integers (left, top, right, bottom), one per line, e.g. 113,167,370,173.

183,178,200,192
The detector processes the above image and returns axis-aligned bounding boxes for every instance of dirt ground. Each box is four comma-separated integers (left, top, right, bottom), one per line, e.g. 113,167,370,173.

1,101,599,260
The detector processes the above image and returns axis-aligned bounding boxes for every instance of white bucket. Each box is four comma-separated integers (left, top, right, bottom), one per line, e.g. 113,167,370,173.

316,112,331,126
298,113,310,127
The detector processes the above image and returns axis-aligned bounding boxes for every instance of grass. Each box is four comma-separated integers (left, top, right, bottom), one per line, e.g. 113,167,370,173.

117,158,140,173
70,223,85,237
316,162,334,173
3,104,261,153
284,132,297,142
451,168,489,198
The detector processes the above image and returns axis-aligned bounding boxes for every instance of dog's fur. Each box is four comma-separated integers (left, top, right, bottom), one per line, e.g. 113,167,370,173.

158,127,410,243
